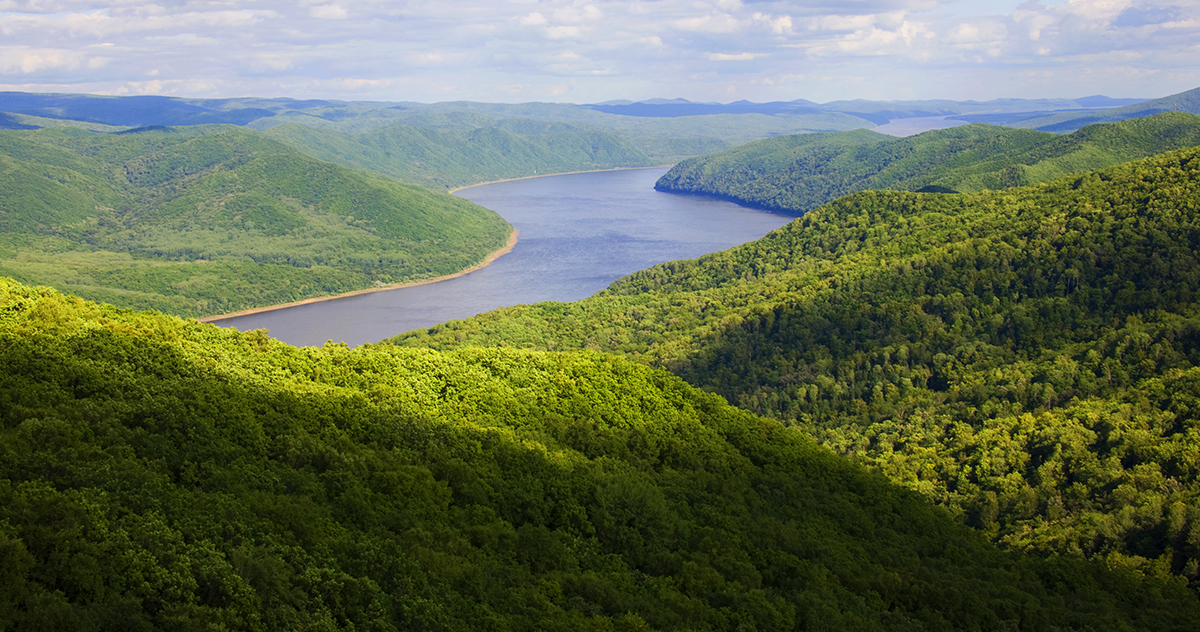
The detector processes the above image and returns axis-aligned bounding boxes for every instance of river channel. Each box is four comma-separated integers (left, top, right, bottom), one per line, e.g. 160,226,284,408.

215,167,793,347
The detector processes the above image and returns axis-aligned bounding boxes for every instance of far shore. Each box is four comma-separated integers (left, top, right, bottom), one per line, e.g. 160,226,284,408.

198,228,518,323
447,164,671,194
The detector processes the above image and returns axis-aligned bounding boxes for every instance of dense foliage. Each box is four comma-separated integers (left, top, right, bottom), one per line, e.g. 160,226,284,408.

0,125,511,317
2,278,1199,630
392,147,1200,588
654,112,1200,214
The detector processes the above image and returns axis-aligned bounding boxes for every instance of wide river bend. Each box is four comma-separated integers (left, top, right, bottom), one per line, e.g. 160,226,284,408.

216,167,792,347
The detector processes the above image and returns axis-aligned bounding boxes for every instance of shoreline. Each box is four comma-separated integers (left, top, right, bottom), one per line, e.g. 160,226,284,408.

201,165,669,323
448,165,671,194
198,228,519,323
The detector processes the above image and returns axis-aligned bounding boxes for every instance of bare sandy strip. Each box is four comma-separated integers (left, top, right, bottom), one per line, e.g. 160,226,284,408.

447,165,671,194
198,229,518,323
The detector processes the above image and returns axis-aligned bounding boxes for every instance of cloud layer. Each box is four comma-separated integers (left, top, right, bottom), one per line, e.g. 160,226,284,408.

0,0,1195,102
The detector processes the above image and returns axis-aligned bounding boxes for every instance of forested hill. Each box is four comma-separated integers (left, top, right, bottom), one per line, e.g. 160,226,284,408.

391,146,1200,589
654,112,1200,215
1008,85,1200,132
3,278,1200,630
0,124,511,317
262,120,657,190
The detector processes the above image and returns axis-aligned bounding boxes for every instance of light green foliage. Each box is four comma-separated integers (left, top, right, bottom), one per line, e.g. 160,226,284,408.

263,120,660,190
0,125,512,317
392,146,1200,588
2,277,1198,629
655,112,1200,214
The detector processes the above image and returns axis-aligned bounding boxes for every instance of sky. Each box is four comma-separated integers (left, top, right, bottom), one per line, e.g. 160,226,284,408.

0,0,1196,104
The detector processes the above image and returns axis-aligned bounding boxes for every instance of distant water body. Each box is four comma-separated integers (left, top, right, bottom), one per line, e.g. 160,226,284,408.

874,116,968,137
215,167,792,347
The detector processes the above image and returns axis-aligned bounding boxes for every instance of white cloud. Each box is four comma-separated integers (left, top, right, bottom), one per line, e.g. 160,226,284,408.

808,14,878,31
709,52,758,60
519,12,548,26
0,0,1193,104
753,12,792,34
309,5,347,20
0,47,85,73
674,13,742,33
546,25,582,38
249,53,293,71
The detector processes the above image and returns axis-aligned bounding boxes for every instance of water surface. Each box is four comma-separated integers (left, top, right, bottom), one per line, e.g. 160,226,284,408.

217,167,791,347
874,115,969,137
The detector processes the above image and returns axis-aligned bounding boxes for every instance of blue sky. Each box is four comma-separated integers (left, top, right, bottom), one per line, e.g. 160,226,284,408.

0,0,1195,103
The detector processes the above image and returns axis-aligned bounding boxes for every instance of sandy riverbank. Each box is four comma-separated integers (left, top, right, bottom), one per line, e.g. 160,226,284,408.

447,165,671,194
198,228,518,323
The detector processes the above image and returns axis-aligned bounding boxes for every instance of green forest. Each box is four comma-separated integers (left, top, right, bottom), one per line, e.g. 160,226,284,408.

654,112,1200,214
4,87,1200,629
392,146,1200,591
3,277,1199,630
0,125,512,317
261,120,662,191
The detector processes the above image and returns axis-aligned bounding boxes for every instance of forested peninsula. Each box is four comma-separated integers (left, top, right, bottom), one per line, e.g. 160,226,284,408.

0,125,512,317
392,146,1200,590
654,112,1200,215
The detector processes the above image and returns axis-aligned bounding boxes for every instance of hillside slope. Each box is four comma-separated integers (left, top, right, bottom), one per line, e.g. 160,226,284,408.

263,120,659,190
2,277,1198,629
654,112,1200,214
392,147,1200,587
0,125,511,317
1011,85,1200,132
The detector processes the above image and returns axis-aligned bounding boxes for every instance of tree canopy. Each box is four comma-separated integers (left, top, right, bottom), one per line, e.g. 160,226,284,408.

0,125,512,317
654,112,1200,214
392,145,1200,590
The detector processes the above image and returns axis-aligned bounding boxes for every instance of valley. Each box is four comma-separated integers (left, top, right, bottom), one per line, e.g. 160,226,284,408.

2,86,1200,630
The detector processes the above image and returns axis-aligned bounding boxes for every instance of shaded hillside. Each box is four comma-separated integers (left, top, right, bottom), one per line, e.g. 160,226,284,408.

654,112,1200,214
0,91,276,127
0,125,511,317
2,278,1198,630
392,147,1200,587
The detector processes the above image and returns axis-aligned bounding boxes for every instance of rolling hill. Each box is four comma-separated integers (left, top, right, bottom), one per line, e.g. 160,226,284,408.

654,112,1200,214
0,124,512,317
1008,85,1200,132
261,120,659,190
2,276,1198,629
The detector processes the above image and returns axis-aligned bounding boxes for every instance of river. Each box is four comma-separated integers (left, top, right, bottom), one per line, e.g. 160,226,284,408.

214,167,792,347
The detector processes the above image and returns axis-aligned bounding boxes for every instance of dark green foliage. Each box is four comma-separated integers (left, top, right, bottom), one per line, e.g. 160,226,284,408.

655,112,1200,214
0,125,512,317
391,147,1200,587
2,277,1198,629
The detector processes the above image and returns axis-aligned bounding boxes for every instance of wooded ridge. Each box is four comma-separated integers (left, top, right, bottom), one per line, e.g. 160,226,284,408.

392,145,1200,590
2,277,1198,629
654,112,1200,215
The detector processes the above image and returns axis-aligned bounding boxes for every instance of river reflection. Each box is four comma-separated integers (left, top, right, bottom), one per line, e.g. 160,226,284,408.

214,167,792,347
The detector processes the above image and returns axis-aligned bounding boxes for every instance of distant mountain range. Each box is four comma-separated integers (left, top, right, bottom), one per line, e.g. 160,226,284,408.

2,89,1190,138
582,94,1150,125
